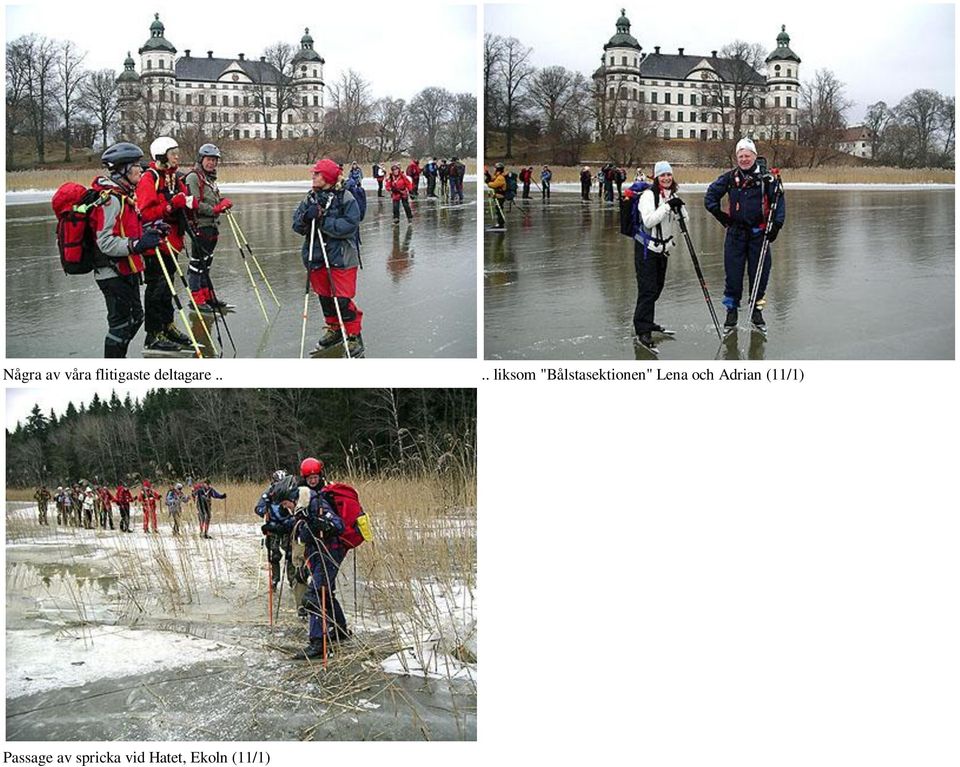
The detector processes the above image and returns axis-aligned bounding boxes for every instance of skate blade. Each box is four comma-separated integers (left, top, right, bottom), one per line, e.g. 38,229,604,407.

142,348,198,358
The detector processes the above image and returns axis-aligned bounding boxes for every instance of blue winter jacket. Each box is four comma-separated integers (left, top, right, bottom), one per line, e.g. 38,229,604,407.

292,188,361,269
349,167,363,185
296,487,345,560
704,167,785,232
255,491,295,532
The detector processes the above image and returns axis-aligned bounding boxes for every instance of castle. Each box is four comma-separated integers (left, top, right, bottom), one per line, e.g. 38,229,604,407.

116,14,326,142
594,10,801,142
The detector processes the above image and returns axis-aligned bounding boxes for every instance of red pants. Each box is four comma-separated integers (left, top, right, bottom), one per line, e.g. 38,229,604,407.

309,266,362,335
143,507,157,532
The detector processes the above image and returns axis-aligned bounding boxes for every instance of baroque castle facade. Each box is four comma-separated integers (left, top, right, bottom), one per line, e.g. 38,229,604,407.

117,14,326,142
594,10,801,142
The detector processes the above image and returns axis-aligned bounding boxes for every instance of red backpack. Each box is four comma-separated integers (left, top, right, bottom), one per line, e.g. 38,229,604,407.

323,483,371,550
52,183,110,275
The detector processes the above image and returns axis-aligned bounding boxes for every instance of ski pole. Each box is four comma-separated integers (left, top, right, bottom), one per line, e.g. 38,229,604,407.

153,247,204,358
275,572,284,623
299,220,315,358
321,584,328,669
316,207,353,360
494,197,507,228
163,238,218,355
675,211,724,342
224,211,269,323
225,211,280,308
746,171,783,323
267,548,274,626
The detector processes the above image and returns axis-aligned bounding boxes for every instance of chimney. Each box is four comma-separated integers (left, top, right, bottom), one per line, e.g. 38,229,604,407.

260,56,266,63
184,49,191,58
678,47,684,56
239,53,245,61
207,50,213,59
654,46,660,54
711,50,717,58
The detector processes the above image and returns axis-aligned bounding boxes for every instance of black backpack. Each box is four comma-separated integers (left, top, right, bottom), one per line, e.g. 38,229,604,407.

505,173,518,201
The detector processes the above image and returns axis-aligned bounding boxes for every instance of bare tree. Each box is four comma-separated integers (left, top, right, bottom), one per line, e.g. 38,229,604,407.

122,78,174,145
897,88,945,167
863,100,895,162
326,69,373,160
53,41,87,161
701,42,767,142
445,92,477,156
409,86,452,156
6,38,33,169
561,73,595,165
79,69,119,151
526,65,580,163
798,69,852,167
263,42,297,141
483,34,505,148
497,37,534,158
22,34,58,164
938,95,955,167
593,74,660,166
372,97,409,158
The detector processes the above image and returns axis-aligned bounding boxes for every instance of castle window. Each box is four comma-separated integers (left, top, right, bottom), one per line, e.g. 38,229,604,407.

234,96,239,106
147,60,152,70
651,92,657,103
677,93,684,105
774,96,780,108
621,56,627,65
313,69,317,77
639,91,644,103
786,96,792,108
690,94,696,106
313,95,319,106
650,109,657,120
185,94,192,105
302,96,308,106
775,65,781,73
665,93,671,104
787,68,792,77
664,110,671,121
211,95,217,105
663,129,670,139
677,111,683,122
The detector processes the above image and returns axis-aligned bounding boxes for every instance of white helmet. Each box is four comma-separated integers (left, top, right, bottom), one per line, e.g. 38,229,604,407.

150,136,179,162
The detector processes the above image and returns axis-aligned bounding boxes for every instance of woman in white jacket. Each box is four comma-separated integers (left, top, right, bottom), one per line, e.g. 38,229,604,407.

633,161,688,353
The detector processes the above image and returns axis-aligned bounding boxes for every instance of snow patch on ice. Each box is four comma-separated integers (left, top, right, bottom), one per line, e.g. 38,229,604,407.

6,625,241,699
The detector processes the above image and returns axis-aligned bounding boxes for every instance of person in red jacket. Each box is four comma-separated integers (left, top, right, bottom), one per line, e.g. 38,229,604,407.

115,482,133,532
138,479,161,534
386,163,414,226
98,485,116,530
136,136,199,353
406,159,421,198
519,166,533,199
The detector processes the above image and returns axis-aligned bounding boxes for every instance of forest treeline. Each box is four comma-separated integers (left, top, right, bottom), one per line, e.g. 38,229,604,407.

6,388,476,487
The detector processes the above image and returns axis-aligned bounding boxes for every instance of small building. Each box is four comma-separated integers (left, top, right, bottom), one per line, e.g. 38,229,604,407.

837,126,873,159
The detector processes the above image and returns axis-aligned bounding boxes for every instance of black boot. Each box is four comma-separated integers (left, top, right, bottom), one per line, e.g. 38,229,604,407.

635,333,659,355
292,639,326,660
751,308,766,328
724,308,738,328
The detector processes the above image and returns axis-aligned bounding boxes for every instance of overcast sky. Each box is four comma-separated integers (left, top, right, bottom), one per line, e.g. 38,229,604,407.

6,2,477,100
485,3,954,123
6,386,154,432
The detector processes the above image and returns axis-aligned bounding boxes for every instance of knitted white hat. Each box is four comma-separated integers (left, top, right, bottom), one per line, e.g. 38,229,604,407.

735,137,757,155
653,161,673,177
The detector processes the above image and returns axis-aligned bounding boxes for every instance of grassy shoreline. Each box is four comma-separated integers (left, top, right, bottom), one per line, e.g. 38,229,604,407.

5,160,478,193
480,164,954,185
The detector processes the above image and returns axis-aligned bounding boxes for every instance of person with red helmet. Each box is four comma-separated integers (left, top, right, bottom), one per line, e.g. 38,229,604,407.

291,456,349,659
405,158,421,198
292,158,365,358
138,479,161,534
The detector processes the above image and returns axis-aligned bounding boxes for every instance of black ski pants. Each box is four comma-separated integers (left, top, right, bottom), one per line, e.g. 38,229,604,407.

97,273,144,358
144,253,177,334
633,245,668,335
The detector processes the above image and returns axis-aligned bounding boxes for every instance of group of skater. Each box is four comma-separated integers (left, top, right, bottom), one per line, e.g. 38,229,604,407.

256,456,369,660
32,479,226,537
70,134,471,360
484,163,553,229
485,137,786,353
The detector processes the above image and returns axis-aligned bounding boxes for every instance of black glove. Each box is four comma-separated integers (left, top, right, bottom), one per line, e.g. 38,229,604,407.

712,210,733,228
666,196,685,212
304,203,320,221
153,221,171,235
130,227,164,254
766,222,782,242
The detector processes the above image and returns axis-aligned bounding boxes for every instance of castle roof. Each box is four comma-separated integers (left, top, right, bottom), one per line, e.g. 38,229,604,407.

139,13,176,54
765,25,801,64
176,55,287,85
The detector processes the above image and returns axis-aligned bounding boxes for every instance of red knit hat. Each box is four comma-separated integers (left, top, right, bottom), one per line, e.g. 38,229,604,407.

311,158,340,184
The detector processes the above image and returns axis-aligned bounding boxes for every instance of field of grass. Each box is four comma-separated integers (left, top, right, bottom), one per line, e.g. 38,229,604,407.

6,159,479,192
483,163,955,185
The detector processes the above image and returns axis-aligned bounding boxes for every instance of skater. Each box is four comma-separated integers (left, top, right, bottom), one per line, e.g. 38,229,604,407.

137,136,199,353
55,486,66,525
438,159,449,198
406,158,421,198
256,470,303,615
293,457,349,659
614,166,626,199
519,166,533,199
580,167,592,200
603,164,615,202
98,485,116,530
348,162,363,188
541,165,552,200
372,162,386,197
386,163,414,225
138,479,160,533
486,163,507,229
424,157,439,197
293,158,365,357
90,143,158,358
182,143,233,313
193,478,226,539
34,485,50,526
82,486,96,529
116,481,133,532
704,137,785,331
165,482,188,535
632,161,688,354
449,157,465,202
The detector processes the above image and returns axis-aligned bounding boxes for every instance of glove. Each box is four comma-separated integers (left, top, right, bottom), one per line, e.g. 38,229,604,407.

712,210,733,227
304,203,320,221
766,222,782,242
171,193,198,211
152,221,171,235
129,227,164,254
213,198,233,215
666,196,685,212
